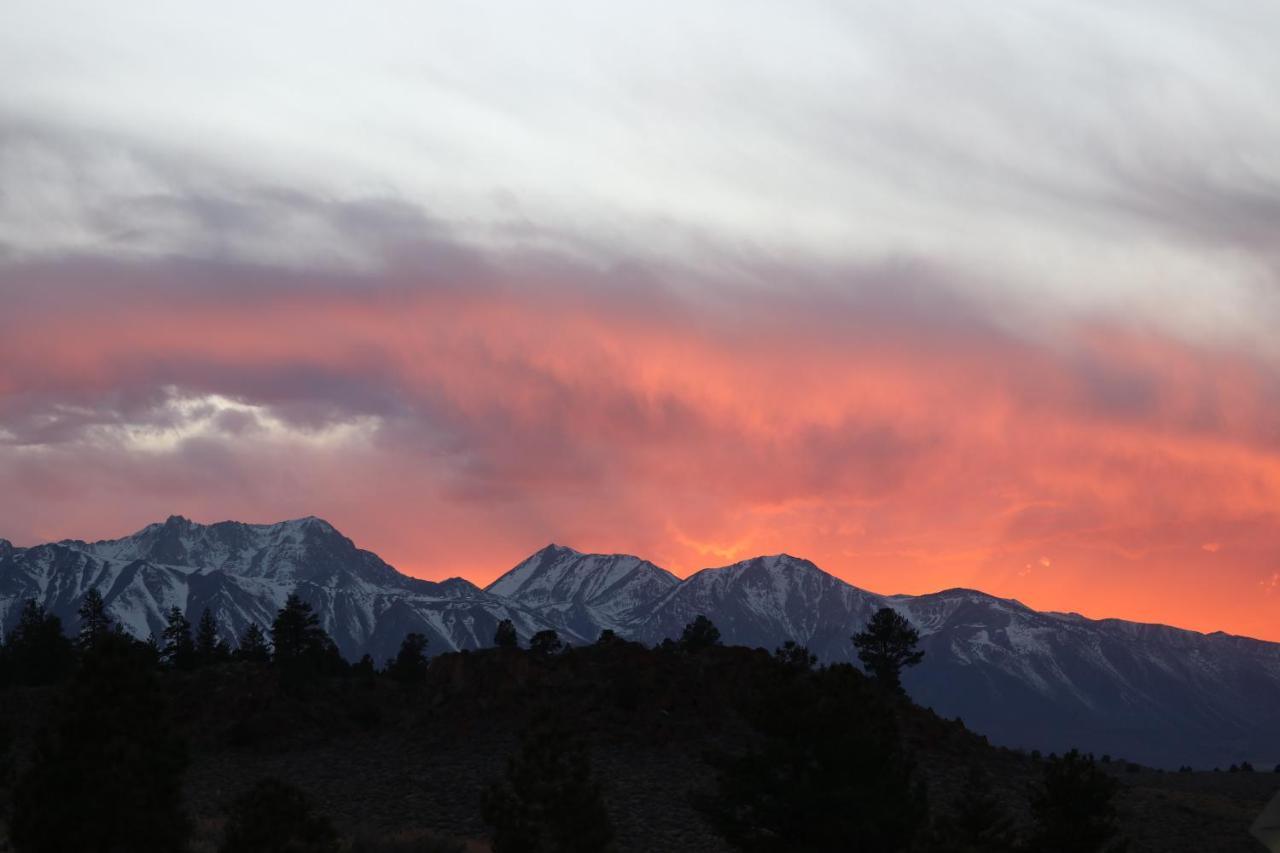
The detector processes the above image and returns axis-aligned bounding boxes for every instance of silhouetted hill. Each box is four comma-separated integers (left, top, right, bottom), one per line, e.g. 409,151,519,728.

0,637,1271,851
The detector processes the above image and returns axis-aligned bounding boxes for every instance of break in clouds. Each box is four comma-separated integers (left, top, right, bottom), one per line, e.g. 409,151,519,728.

3,0,1280,639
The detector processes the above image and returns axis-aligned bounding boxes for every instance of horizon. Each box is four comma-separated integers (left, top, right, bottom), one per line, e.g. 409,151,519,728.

7,511,1271,644
5,3,1280,644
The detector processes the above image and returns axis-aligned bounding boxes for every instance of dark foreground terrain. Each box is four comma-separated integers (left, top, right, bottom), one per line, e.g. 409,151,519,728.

0,621,1274,851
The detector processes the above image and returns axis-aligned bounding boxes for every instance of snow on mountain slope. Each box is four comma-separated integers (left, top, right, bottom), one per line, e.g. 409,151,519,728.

632,554,885,661
5,522,1280,768
518,549,1280,769
892,588,1280,768
0,516,570,663
485,544,679,639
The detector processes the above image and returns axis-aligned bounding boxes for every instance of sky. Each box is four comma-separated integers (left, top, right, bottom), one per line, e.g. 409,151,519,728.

3,1,1280,639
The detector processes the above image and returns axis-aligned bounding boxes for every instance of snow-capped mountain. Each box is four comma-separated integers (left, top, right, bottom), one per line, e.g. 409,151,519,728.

0,516,570,663
894,588,1280,770
630,554,885,660
485,544,679,639
4,519,1279,768
494,550,1280,769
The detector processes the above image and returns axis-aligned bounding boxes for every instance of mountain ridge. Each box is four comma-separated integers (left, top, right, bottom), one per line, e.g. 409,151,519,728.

3,516,1279,769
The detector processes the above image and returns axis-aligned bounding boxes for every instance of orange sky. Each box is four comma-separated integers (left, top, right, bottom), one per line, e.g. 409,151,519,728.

3,260,1279,641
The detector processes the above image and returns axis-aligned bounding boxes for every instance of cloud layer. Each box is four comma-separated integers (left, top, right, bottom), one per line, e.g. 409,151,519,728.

4,224,1280,638
2,1,1280,638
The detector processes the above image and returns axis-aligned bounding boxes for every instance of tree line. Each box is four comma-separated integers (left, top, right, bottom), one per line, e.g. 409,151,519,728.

0,593,1132,852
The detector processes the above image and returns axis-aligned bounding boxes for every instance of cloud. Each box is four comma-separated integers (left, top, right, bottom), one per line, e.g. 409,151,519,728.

4,227,1280,638
4,1,1280,640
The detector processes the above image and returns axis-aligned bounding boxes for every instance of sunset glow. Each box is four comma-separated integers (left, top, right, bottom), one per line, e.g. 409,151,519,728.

4,1,1280,641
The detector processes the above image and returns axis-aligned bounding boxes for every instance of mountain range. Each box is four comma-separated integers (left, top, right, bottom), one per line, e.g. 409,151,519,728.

2,515,1278,770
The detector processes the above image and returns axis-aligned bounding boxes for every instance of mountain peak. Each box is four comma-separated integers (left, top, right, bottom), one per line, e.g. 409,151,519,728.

538,542,581,556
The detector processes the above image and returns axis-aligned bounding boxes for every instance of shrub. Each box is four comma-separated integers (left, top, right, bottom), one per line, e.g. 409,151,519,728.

529,629,565,656
219,778,339,853
482,712,614,853
1025,749,1126,853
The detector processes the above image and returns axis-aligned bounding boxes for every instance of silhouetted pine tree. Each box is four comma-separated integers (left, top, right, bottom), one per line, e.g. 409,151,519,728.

773,640,817,672
494,618,518,649
1025,749,1127,853
852,607,924,694
387,632,429,685
11,632,189,853
677,615,722,653
219,778,339,853
529,629,564,656
76,588,113,650
271,595,328,661
1,600,74,686
271,595,343,688
482,711,615,853
925,766,1019,853
160,606,196,670
698,663,926,852
195,607,229,664
236,623,271,663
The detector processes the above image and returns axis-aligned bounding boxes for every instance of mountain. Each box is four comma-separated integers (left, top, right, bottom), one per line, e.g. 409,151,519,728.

485,544,679,639
494,551,1280,770
630,554,884,661
4,518,1279,768
895,588,1280,770
0,516,570,663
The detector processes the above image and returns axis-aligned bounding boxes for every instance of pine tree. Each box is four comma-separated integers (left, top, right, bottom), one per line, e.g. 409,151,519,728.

677,615,722,653
270,594,332,663
1,600,75,686
11,632,190,852
494,618,518,649
698,663,926,852
482,711,615,853
235,623,271,663
270,595,343,688
852,607,924,694
194,607,228,664
76,588,113,650
386,632,429,685
160,606,195,670
1026,749,1127,853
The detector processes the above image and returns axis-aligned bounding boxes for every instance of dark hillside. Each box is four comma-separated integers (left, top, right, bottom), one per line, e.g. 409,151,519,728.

0,636,1273,851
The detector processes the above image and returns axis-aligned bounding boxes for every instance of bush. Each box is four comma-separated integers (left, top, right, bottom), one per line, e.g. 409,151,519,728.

219,778,339,853
348,832,465,853
1025,749,1126,853
529,629,565,656
482,711,614,853
926,766,1018,853
773,640,817,672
